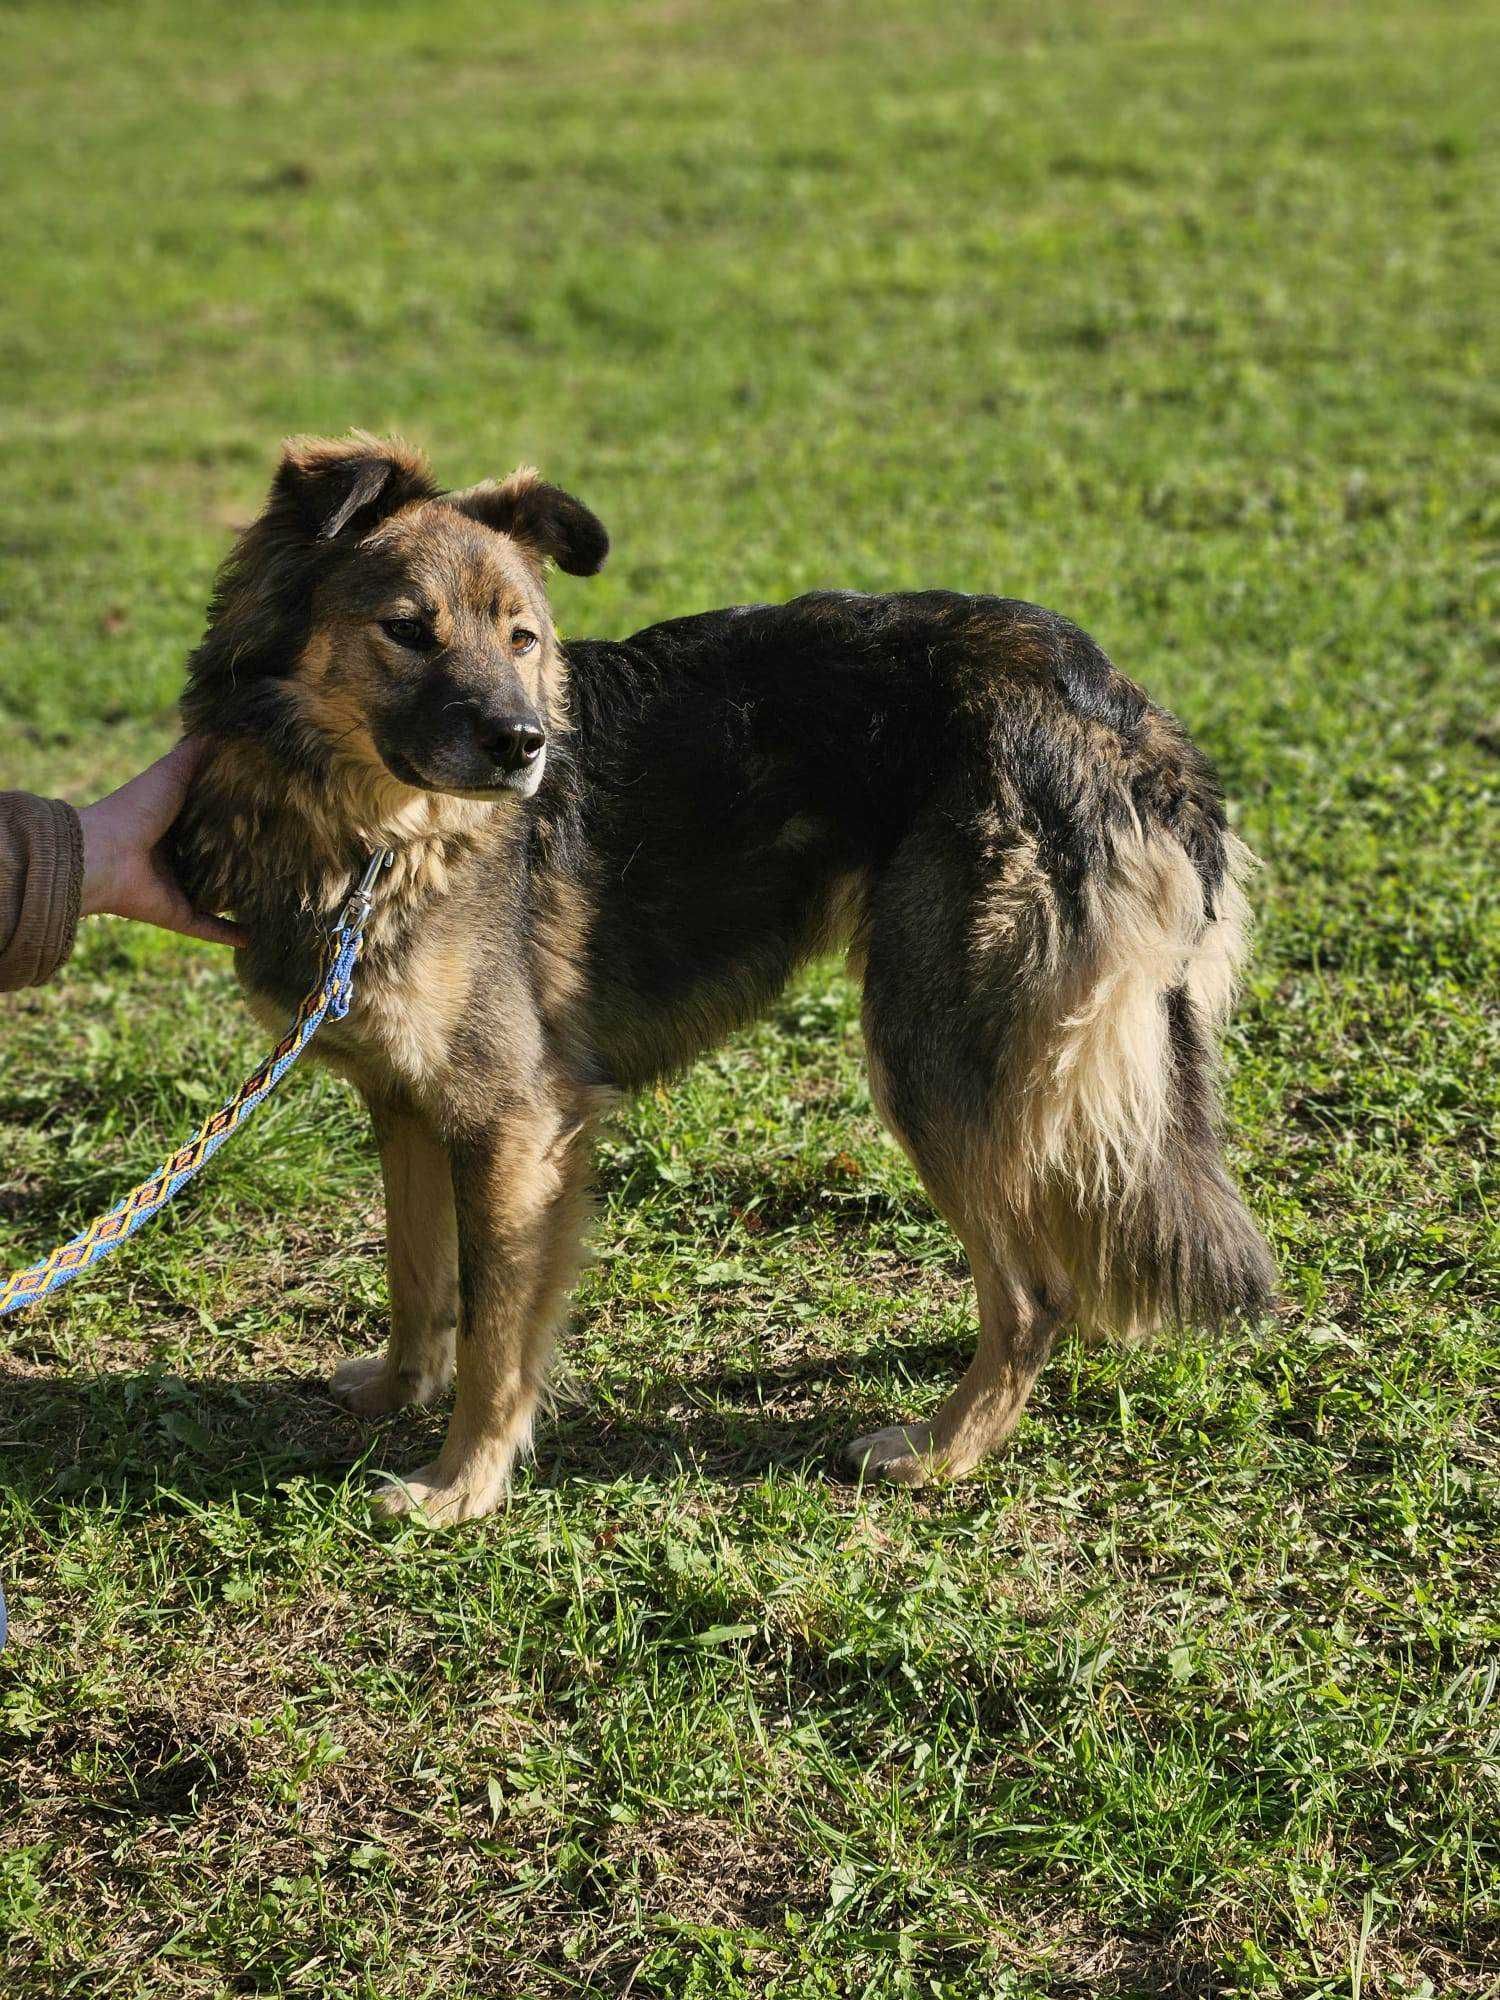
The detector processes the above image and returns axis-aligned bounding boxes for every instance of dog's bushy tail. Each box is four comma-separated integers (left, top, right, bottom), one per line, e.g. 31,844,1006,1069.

986,826,1275,1340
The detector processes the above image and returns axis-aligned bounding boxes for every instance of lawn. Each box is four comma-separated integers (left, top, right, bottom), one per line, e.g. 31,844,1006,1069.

1,1,1496,1994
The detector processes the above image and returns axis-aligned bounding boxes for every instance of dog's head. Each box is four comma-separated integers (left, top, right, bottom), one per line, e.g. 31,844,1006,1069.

185,433,608,802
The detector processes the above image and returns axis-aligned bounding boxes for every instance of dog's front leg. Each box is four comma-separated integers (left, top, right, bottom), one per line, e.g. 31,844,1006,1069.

372,1104,592,1526
331,1102,459,1418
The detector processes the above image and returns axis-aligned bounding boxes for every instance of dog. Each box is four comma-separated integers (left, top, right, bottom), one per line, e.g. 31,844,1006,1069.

174,432,1274,1524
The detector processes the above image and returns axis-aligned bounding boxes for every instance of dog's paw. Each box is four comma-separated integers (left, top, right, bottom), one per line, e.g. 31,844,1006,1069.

330,1352,449,1419
369,1458,510,1526
842,1422,937,1488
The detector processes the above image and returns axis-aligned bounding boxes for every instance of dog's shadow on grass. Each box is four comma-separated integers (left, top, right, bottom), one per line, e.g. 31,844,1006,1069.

0,1338,974,1515
0,1358,430,1514
545,1339,969,1488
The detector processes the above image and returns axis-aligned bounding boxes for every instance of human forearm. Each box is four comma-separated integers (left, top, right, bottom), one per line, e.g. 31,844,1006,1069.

0,791,85,992
1,740,244,994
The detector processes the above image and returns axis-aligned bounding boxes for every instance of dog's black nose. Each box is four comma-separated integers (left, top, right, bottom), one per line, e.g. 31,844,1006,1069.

476,713,546,775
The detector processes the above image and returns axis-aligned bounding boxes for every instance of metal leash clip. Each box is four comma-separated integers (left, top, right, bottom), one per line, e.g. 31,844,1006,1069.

337,845,393,932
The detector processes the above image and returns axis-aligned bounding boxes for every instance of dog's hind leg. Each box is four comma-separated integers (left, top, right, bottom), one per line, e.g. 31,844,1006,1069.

842,830,1068,1487
845,1033,1065,1483
844,774,1272,1489
846,1231,1063,1486
373,1101,595,1525
331,1105,458,1418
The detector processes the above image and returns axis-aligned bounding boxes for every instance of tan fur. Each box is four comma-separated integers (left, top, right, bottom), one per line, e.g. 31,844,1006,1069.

893,823,1257,1347
528,869,596,1027
333,1109,458,1416
1007,826,1251,1207
1010,829,1223,1203
812,865,874,969
848,1247,1062,1484
371,1105,599,1524
359,923,479,1090
194,732,493,927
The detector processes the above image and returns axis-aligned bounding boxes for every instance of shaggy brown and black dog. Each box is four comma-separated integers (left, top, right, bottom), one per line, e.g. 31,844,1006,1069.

175,433,1274,1523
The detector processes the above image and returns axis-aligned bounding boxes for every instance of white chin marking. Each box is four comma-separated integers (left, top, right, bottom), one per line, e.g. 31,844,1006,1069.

513,744,546,797
397,744,547,803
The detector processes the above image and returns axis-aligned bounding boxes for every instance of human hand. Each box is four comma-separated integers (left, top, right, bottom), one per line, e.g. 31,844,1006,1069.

78,738,246,948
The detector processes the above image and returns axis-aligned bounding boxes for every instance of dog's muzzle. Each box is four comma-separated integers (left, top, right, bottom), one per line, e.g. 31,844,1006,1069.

380,702,548,800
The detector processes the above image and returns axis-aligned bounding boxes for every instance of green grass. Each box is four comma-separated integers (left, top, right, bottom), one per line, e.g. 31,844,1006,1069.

2,1,1497,1993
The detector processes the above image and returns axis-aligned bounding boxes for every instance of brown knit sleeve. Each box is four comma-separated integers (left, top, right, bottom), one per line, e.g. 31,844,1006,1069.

0,792,86,992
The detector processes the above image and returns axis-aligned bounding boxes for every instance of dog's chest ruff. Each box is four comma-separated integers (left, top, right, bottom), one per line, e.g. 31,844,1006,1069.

221,814,494,1098
326,842,500,1089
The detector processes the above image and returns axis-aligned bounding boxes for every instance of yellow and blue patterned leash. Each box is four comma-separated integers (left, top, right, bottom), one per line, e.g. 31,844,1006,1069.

0,847,392,1319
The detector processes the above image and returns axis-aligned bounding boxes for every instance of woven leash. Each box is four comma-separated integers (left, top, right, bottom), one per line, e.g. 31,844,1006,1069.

0,848,392,1319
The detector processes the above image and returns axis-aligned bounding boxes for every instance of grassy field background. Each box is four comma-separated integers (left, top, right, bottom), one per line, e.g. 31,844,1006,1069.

2,2,1497,1994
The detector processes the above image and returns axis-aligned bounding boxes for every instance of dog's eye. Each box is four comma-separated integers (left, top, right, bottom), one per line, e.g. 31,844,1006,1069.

380,617,430,649
512,628,539,655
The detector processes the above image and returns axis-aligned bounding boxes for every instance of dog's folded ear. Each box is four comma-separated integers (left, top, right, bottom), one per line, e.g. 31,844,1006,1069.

274,432,439,541
182,435,443,703
452,468,610,576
